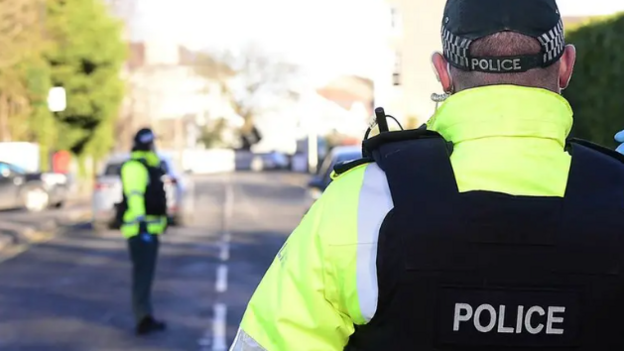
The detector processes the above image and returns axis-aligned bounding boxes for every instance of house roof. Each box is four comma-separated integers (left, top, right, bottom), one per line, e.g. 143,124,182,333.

126,42,235,78
316,75,375,115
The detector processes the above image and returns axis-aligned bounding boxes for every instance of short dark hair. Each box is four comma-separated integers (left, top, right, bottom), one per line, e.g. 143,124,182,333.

450,32,560,92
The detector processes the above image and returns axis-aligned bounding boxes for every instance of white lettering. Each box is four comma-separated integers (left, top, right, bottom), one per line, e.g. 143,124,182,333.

474,304,497,332
497,305,514,333
478,59,488,71
452,304,566,335
470,58,522,71
501,59,513,70
515,305,524,333
471,58,479,70
453,303,473,331
546,306,565,334
525,306,545,334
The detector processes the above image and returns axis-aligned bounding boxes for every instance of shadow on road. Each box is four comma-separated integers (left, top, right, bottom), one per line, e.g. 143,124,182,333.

0,227,220,351
223,230,290,345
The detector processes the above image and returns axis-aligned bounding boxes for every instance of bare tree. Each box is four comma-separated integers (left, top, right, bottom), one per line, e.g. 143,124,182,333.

193,45,300,148
223,46,300,133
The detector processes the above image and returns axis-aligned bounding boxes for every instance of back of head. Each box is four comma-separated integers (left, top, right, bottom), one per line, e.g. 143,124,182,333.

132,128,156,152
438,0,573,94
451,32,560,92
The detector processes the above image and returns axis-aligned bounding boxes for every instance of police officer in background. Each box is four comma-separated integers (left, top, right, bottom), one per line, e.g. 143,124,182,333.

119,127,168,335
231,0,624,350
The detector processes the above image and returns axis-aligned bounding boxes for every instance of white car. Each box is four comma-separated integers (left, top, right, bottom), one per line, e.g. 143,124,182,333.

92,152,193,230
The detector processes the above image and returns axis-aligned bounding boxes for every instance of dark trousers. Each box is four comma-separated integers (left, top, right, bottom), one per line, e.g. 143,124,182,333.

127,234,160,323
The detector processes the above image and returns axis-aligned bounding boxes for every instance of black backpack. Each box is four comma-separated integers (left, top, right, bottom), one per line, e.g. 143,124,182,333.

112,158,167,229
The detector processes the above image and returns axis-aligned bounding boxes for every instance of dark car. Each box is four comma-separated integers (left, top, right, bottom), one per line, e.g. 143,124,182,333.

307,145,362,201
0,161,69,212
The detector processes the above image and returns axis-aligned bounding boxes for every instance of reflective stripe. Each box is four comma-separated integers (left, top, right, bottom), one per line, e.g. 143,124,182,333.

356,163,393,322
229,328,267,350
127,190,143,197
123,217,162,225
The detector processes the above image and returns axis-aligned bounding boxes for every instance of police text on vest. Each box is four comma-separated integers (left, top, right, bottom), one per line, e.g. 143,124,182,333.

453,303,565,334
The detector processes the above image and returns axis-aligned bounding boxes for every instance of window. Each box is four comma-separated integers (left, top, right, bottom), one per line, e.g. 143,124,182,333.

317,153,335,177
7,163,24,175
104,162,124,176
322,151,361,183
0,162,24,177
393,51,402,86
390,7,402,32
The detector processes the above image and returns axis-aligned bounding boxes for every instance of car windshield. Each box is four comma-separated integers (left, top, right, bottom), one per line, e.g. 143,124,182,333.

103,162,124,176
335,152,361,164
319,151,361,180
7,163,25,174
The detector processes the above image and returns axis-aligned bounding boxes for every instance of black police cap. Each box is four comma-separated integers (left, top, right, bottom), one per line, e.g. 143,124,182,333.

133,128,155,146
442,0,565,74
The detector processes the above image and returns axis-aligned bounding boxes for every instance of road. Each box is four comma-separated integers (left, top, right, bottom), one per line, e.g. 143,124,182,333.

0,172,310,350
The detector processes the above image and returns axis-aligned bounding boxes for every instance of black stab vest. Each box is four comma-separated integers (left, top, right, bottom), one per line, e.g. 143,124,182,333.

344,132,624,351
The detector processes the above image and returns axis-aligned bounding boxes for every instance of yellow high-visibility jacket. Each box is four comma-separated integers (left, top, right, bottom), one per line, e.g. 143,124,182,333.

231,85,575,350
120,150,167,238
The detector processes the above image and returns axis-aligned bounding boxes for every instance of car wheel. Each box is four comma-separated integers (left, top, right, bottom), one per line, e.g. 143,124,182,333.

23,186,50,212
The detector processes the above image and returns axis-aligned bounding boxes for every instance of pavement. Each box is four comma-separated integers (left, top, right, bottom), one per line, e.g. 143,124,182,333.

0,199,91,260
0,171,311,350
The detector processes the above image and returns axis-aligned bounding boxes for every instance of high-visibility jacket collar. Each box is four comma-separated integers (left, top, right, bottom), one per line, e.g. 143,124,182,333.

427,85,573,148
130,150,160,167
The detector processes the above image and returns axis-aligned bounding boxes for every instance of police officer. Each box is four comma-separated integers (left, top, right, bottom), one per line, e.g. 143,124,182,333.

120,127,168,335
617,130,624,154
231,0,624,350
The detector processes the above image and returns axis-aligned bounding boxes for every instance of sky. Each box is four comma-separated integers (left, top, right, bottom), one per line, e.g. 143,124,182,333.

127,0,624,83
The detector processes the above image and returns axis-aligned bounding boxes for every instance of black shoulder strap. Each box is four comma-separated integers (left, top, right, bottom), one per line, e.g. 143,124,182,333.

564,139,624,205
333,157,373,176
568,138,624,164
372,132,458,211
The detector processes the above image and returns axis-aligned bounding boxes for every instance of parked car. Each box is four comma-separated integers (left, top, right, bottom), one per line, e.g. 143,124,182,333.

0,161,69,212
250,151,290,171
92,153,193,230
307,145,362,201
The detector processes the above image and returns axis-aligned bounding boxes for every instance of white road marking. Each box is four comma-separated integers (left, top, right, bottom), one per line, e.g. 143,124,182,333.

216,264,228,293
224,176,235,229
203,174,234,350
212,303,228,351
219,241,230,261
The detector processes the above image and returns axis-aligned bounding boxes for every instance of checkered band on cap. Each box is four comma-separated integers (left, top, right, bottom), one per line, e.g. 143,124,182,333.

442,19,565,70
537,19,565,63
442,27,473,68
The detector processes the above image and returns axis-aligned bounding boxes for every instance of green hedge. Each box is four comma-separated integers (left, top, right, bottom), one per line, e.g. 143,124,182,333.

563,13,624,147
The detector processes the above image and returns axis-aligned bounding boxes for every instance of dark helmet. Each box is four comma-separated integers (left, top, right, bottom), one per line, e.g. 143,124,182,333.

132,128,156,151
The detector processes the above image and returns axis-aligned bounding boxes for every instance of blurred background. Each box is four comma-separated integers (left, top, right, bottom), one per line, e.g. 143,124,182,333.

1,0,621,184
0,0,622,350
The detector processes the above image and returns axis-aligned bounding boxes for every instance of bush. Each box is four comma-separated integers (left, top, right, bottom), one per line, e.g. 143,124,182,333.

564,13,624,147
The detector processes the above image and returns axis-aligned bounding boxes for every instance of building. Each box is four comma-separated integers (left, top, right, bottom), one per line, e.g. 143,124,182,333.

375,0,445,128
105,0,240,153
121,42,239,152
315,75,374,137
